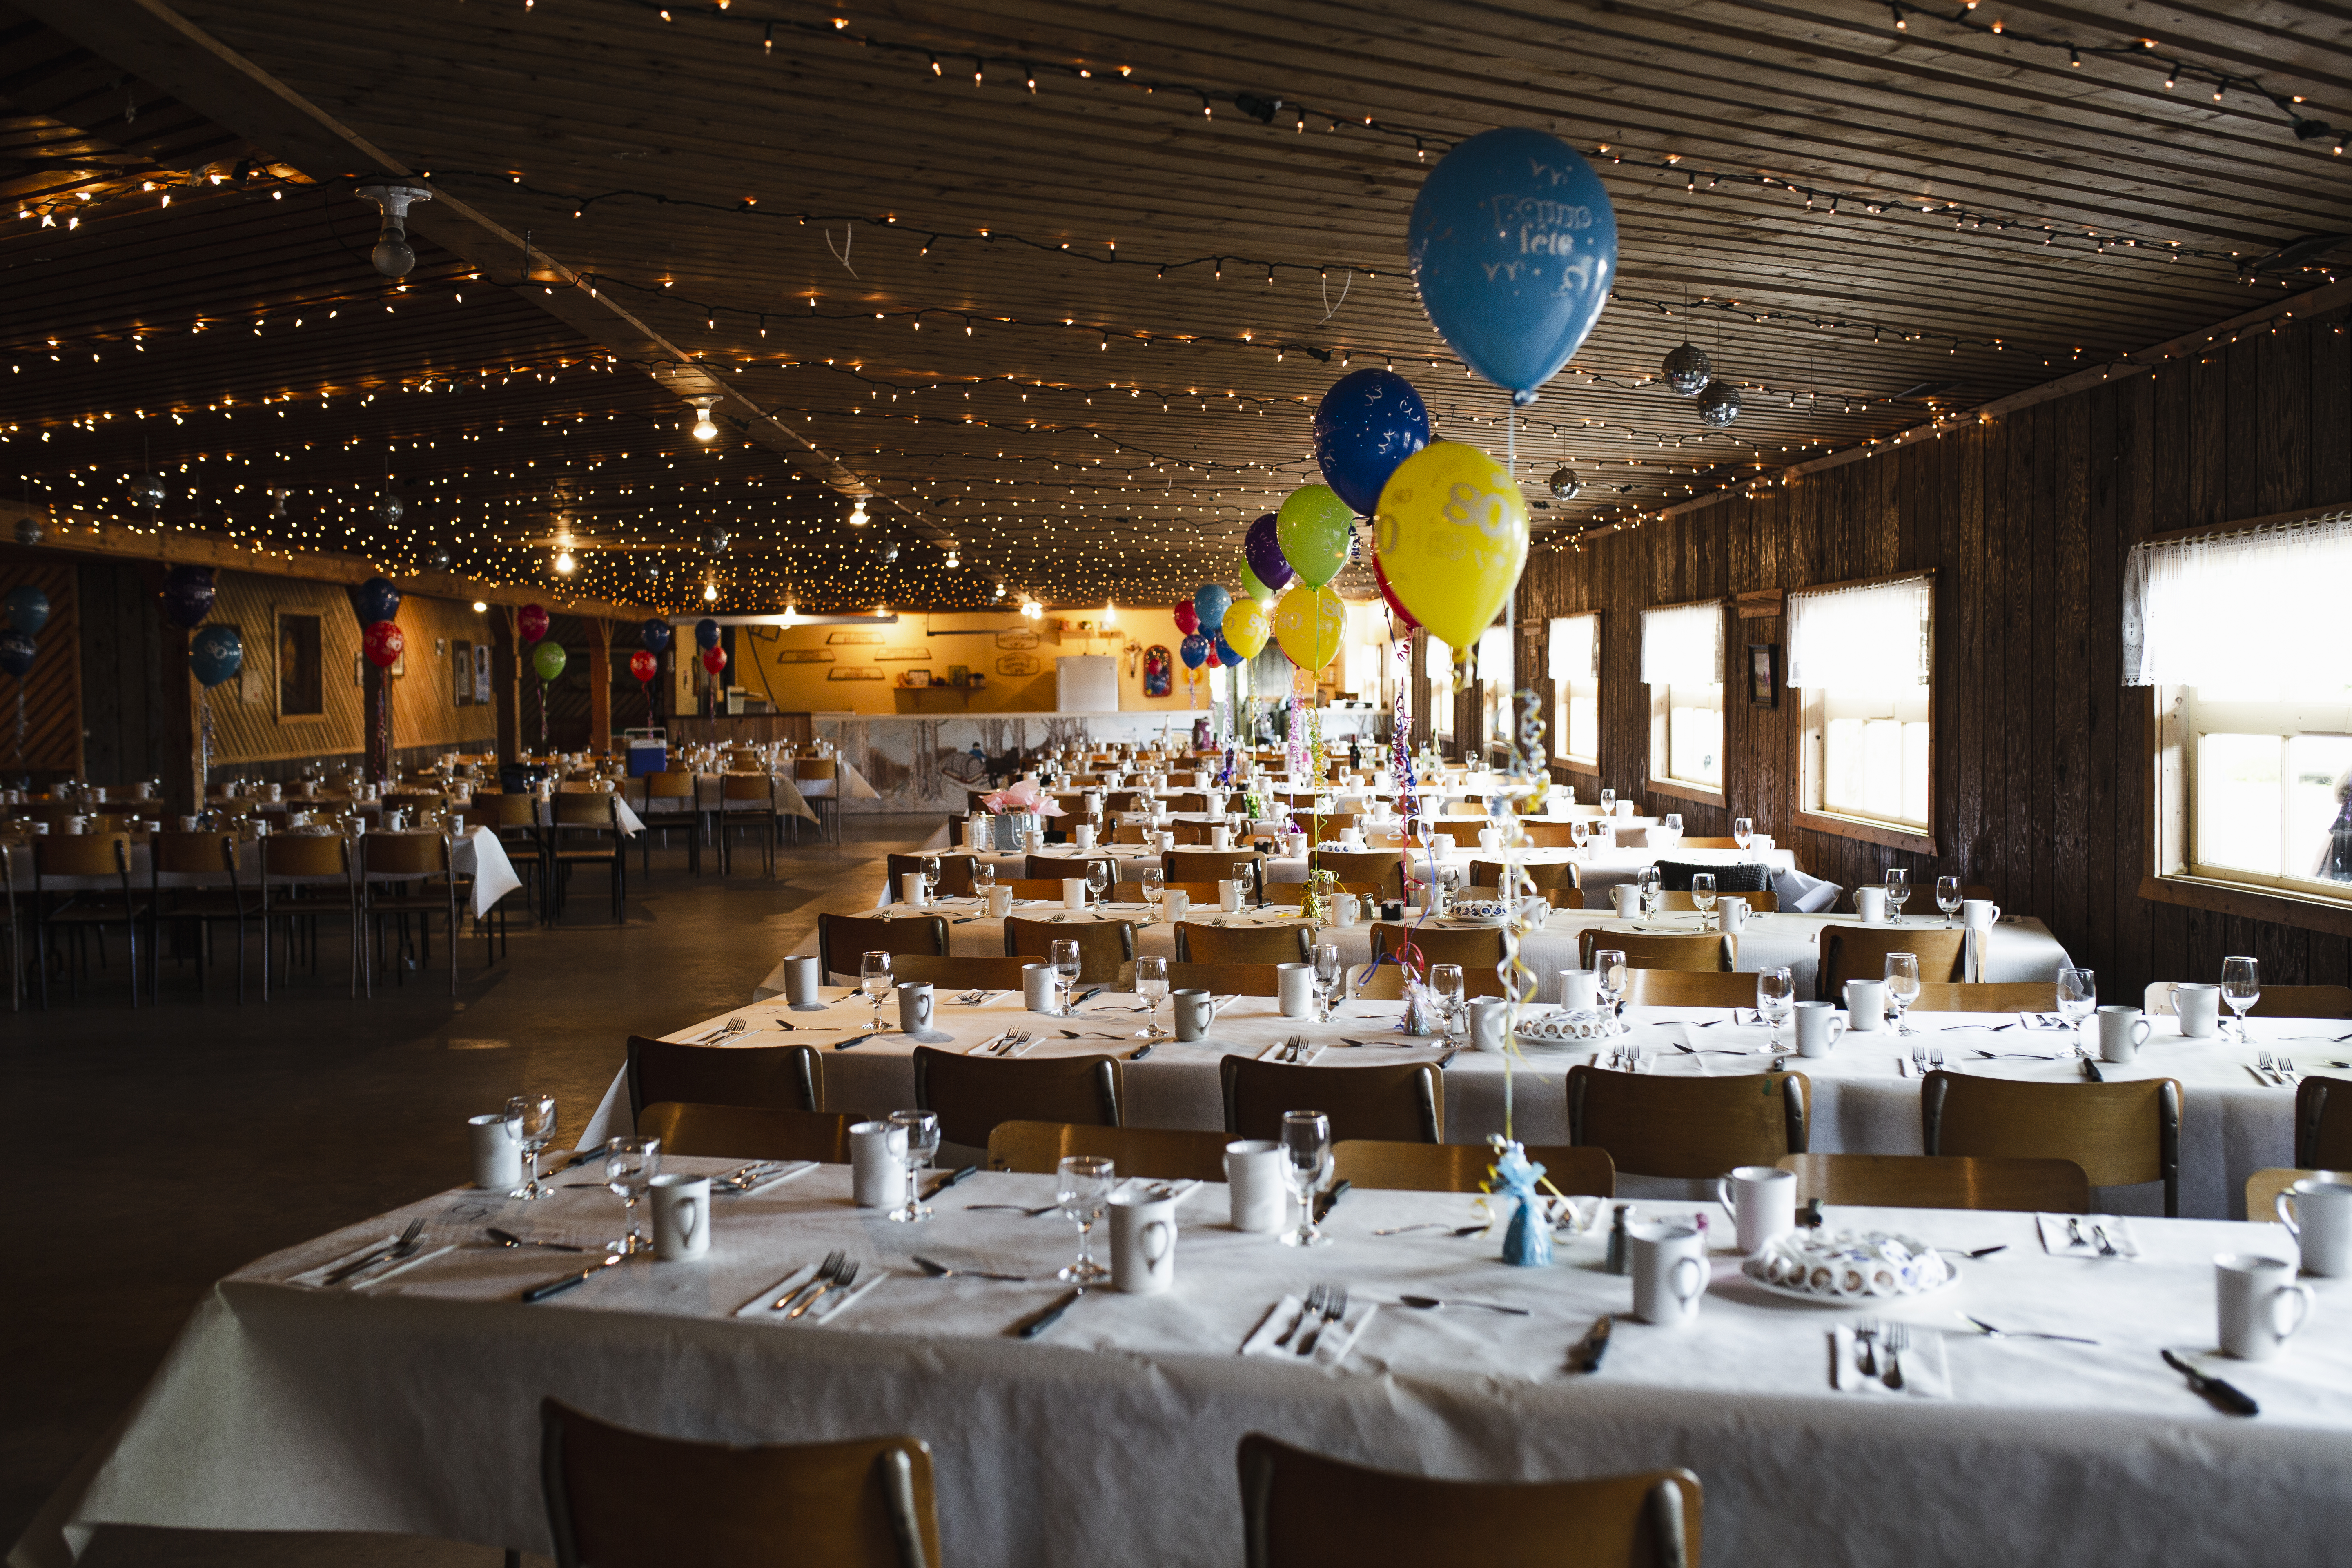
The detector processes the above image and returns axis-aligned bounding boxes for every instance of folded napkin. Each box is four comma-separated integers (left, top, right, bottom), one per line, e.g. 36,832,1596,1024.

1258,1039,1330,1066
2037,1213,2140,1259
289,1236,457,1290
1242,1294,1380,1368
1114,1176,1204,1207
967,1028,1048,1057
1774,866,1844,915
721,1160,817,1196
1830,1325,1952,1398
736,1263,888,1324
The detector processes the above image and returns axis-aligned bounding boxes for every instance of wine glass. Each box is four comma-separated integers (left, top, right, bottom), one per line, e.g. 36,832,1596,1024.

2221,956,2261,1044
1757,966,1794,1049
1594,948,1628,1031
974,858,996,897
1690,873,1717,929
507,1091,558,1200
603,1136,659,1255
1662,812,1684,840
887,1109,941,1223
2057,966,2096,1049
1278,1111,1334,1248
860,951,894,1034
1733,817,1754,851
1885,866,1911,925
1884,952,1923,1036
1429,963,1465,1043
1637,865,1663,921
1135,955,1169,1037
1085,858,1111,910
1050,938,1082,1016
1936,874,1963,927
1568,817,1590,853
920,855,943,904
1056,1154,1115,1281
1312,942,1346,1023
1139,865,1165,920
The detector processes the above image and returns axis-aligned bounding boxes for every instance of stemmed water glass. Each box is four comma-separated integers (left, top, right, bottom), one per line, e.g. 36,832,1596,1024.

1662,812,1684,842
1568,817,1590,854
1884,952,1922,1036
1134,955,1169,1036
1886,866,1911,925
1050,938,1081,1016
2057,966,2096,1049
1690,872,1717,929
1278,1111,1334,1248
860,951,894,1034
1085,858,1111,911
603,1135,659,1255
974,858,996,898
2221,956,2261,1044
1757,966,1794,1050
1636,865,1664,921
507,1092,557,1200
1429,963,1465,1043
919,855,942,904
1733,817,1754,851
1138,865,1165,920
1594,949,1628,1031
1936,874,1963,927
1056,1154,1115,1281
887,1109,941,1223
1312,942,1346,1023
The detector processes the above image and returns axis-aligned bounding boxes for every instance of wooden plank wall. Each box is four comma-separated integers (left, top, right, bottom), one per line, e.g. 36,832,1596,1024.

0,553,84,780
1515,303,2352,1000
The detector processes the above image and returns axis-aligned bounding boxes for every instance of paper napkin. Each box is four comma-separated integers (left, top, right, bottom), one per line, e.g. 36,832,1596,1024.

1242,1294,1379,1368
1831,1325,1952,1398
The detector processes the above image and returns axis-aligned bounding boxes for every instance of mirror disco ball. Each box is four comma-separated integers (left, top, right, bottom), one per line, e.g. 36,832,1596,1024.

1661,342,1712,396
1696,380,1742,428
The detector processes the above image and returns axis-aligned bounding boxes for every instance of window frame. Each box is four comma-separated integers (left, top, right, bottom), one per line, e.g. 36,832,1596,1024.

1641,599,1726,804
1789,570,1939,855
1548,612,1601,775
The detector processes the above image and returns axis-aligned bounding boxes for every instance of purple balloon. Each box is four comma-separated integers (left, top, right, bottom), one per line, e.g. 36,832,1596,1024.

1243,513,1294,594
1179,633,1211,670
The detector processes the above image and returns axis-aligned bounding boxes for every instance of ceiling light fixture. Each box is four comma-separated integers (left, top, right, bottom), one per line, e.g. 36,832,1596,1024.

472,600,488,613
354,183,431,279
554,550,576,575
703,581,719,602
686,396,719,441
847,497,870,527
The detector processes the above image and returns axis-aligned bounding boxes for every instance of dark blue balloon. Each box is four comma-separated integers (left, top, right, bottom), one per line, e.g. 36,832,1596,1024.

641,618,674,653
693,617,722,650
1214,633,1242,668
0,630,33,679
354,575,402,626
1314,369,1432,514
1179,633,1210,670
1407,127,1618,405
2,585,50,637
190,624,243,688
161,564,216,629
1193,584,1231,635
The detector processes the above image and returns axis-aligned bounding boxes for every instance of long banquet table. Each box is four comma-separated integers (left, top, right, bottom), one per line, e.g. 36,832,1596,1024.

979,840,1801,898
6,826,524,920
18,1167,2346,1568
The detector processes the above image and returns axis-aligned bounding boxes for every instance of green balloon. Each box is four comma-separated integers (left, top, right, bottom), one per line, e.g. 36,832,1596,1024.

531,640,568,682
1275,483,1354,589
1239,560,1274,602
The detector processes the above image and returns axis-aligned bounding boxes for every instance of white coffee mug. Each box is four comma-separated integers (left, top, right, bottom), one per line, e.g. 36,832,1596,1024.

1962,898,2002,929
1163,890,1191,924
1021,962,1057,1013
1025,829,1046,852
1209,825,1232,850
1855,887,1889,924
1559,969,1599,1013
1277,962,1314,1018
1793,1000,1846,1058
2096,1005,2153,1063
1339,829,1365,849
1062,878,1088,911
1717,897,1750,934
1109,1192,1177,1294
986,885,1015,918
2215,1252,2316,1360
468,1112,523,1191
1218,879,1243,913
1469,995,1512,1051
897,981,935,1036
1715,1165,1797,1254
1843,979,1887,1032
1075,824,1098,850
1334,894,1360,927
2277,1178,2352,1278
850,1120,908,1209
1433,834,1457,856
1284,832,1307,858
1615,800,1636,819
2173,983,2221,1038
1630,1222,1708,1327
1478,827,1501,851
900,872,930,907
779,953,822,1007
649,1174,711,1261
1610,886,1640,918
1225,1140,1285,1232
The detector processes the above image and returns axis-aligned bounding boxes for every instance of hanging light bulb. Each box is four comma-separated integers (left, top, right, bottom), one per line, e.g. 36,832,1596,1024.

354,183,432,279
686,395,719,441
472,600,489,613
554,550,576,575
943,543,961,569
1102,602,1117,626
847,497,870,527
703,580,719,602
782,604,801,627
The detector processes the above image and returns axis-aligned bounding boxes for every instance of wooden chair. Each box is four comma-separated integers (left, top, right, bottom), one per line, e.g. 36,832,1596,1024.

2146,981,2352,1019
1467,858,1583,902
483,790,547,920
539,1398,938,1568
1677,836,1741,849
1566,1067,1810,1179
1922,1071,2183,1216
1817,925,1967,996
1166,849,1267,905
1621,969,1764,1008
987,1120,1231,1180
1578,929,1735,972
1235,1432,1699,1568
1913,981,2058,1013
817,912,947,984
258,832,363,1001
1776,1153,2090,1213
1221,1058,1443,1143
1004,915,1136,985
33,831,145,1008
1515,820,1586,849
2248,1167,2352,1221
551,791,630,920
888,953,1036,991
635,767,704,877
1176,921,1312,965
1111,821,1154,845
792,757,841,845
1162,793,1209,814
1333,1140,1615,1196
713,774,779,878
1310,849,1405,900
638,1102,850,1162
1370,922,1509,994
2296,1077,2352,1169
912,1045,1122,1149
1168,960,1287,997
886,852,978,901
148,830,255,1003
360,831,463,996
993,877,1086,902
625,1035,822,1120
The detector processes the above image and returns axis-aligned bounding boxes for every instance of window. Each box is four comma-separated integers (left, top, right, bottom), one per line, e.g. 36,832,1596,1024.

1641,601,1723,794
1548,614,1599,768
1426,635,1454,743
1477,622,1513,758
1791,573,1933,843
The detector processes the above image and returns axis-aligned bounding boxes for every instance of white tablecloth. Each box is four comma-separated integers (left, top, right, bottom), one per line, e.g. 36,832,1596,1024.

961,843,1799,901
19,1169,2347,1568
8,827,521,921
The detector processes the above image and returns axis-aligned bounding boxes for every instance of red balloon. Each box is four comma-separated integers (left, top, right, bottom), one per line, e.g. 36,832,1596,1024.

1203,643,1222,668
1172,602,1200,637
362,619,405,670
629,649,658,684
1373,556,1420,632
517,603,550,644
700,645,728,675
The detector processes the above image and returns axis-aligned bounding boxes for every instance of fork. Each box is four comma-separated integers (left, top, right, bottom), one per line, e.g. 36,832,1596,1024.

2278,1057,2298,1083
790,1258,859,1320
2258,1049,2278,1084
993,1030,1030,1057
1296,1284,1349,1356
1855,1319,1880,1378
1881,1323,1908,1391
325,1217,426,1284
1274,1283,1328,1350
1910,1043,1930,1077
693,1016,747,1045
775,1250,846,1313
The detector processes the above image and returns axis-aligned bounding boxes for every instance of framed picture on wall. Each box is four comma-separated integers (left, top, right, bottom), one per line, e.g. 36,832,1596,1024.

1747,643,1780,708
473,644,491,703
276,611,323,719
452,639,473,706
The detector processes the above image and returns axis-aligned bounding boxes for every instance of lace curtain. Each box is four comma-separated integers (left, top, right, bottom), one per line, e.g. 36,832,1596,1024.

1548,613,1597,682
1640,601,1722,687
1788,575,1931,690
2124,512,2352,692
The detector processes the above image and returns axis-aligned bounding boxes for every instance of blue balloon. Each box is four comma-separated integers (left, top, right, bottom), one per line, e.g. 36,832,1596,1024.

1193,584,1231,635
1407,127,1618,405
641,618,674,653
2,585,50,637
354,575,402,626
1179,633,1210,670
1214,633,1243,668
1313,369,1432,515
693,617,722,650
0,630,32,679
190,624,243,688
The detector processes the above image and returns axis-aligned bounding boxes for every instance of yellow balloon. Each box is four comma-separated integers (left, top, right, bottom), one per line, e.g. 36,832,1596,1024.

1273,583,1345,673
1371,439,1529,654
1222,597,1272,660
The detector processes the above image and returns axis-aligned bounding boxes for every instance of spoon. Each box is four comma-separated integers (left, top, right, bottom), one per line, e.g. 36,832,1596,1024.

486,1227,586,1253
1397,1294,1530,1315
911,1254,1030,1281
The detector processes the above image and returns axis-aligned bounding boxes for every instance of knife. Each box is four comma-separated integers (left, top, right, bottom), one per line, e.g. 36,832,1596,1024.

522,1253,624,1304
1018,1286,1084,1338
2162,1350,2259,1416
2080,1056,2105,1082
1128,1042,1154,1061
1072,986,1107,1008
1312,1179,1352,1224
831,1031,878,1051
926,1164,980,1197
1568,1313,1614,1373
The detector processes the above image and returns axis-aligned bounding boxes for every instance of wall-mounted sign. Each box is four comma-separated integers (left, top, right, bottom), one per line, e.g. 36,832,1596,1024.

995,630,1040,651
995,653,1041,677
826,630,885,646
827,666,885,681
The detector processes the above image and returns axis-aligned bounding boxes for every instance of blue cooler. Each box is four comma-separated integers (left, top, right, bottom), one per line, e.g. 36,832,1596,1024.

625,731,669,777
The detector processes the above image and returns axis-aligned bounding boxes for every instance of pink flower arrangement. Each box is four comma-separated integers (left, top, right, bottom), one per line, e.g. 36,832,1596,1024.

978,776,1065,817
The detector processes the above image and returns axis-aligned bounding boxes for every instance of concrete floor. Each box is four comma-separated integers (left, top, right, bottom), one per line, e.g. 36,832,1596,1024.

4,815,937,1566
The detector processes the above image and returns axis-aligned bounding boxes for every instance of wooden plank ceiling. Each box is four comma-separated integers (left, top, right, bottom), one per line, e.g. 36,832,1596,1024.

4,0,2349,614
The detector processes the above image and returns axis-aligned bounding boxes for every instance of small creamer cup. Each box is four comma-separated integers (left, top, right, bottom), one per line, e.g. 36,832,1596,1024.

1224,1140,1285,1232
469,1112,523,1192
1276,962,1314,1018
1062,878,1088,911
649,1174,712,1261
850,1121,907,1209
1021,963,1057,1013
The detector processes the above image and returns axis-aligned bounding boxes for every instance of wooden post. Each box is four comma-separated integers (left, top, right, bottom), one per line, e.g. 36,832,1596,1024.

488,605,520,764
588,618,613,756
361,657,392,781
158,622,198,819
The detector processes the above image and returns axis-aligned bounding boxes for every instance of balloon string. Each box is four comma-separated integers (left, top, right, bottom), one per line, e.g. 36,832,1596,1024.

13,680,22,764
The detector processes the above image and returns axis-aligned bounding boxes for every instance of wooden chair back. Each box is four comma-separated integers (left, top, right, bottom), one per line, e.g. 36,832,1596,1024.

793,758,839,782
1677,836,1741,849
259,833,350,880
1310,849,1404,899
1165,820,1212,846
1621,969,1764,1008
1913,981,2058,1013
1166,849,1266,900
1235,1433,1699,1568
2297,1077,2352,1169
1003,915,1136,984
888,954,1036,990
1176,921,1311,965
35,832,132,879
1370,922,1508,991
539,1398,938,1568
643,769,697,801
1111,822,1153,844
1332,1140,1615,1196
2146,981,2352,1019
486,792,540,828
363,832,449,877
1515,820,1586,849
1776,1153,2090,1213
912,1045,1122,1148
637,1103,851,1163
886,853,977,900
151,831,237,878
625,1036,822,1120
1578,930,1735,972
1467,859,1584,898
1162,792,1209,813
1566,1067,1810,1178
1922,1071,2183,1215
1026,853,1118,884
553,792,622,828
2248,1167,2352,1221
1817,925,1967,994
1168,960,1287,996
987,1120,1230,1180
817,913,947,982
992,878,1080,901
1220,1058,1443,1143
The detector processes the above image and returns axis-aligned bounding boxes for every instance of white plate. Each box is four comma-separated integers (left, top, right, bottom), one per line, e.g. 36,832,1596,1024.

1738,1254,1961,1306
